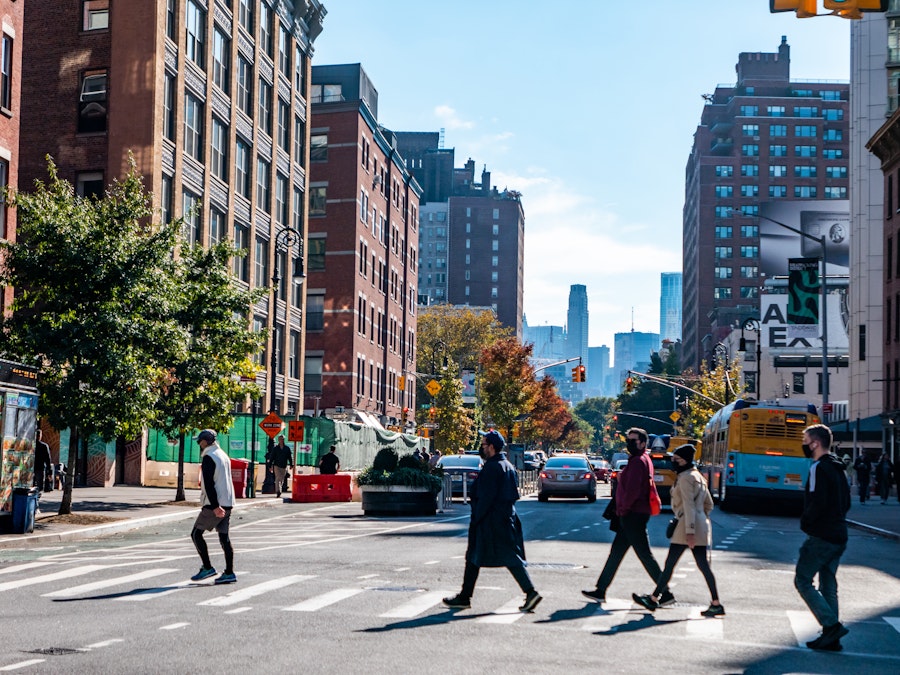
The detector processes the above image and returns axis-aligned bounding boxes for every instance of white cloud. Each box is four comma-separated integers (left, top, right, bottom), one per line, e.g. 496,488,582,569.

433,105,474,130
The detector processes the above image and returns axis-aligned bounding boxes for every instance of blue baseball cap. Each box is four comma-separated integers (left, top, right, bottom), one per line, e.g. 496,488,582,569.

479,429,505,450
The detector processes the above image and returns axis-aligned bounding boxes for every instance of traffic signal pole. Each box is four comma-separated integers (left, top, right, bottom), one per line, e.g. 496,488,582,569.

626,370,725,408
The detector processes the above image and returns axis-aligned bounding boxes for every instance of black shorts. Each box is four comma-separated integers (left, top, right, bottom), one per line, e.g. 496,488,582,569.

193,506,232,533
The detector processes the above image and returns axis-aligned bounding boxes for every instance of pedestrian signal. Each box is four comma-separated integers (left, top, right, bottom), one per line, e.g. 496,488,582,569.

823,0,888,18
769,0,818,16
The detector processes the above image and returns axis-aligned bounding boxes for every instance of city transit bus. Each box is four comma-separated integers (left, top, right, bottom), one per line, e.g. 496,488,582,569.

701,399,819,511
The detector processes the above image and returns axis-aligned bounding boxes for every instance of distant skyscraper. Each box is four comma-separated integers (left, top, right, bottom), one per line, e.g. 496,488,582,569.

567,285,589,361
613,331,660,395
660,273,683,345
524,323,567,361
588,345,611,398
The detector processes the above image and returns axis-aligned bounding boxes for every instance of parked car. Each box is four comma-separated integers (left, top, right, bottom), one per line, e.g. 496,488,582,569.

523,451,543,471
537,454,597,502
437,454,483,497
590,459,611,483
609,458,630,498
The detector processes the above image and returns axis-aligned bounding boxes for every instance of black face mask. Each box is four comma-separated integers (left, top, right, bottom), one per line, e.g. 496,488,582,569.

802,443,814,459
626,439,642,456
672,459,692,474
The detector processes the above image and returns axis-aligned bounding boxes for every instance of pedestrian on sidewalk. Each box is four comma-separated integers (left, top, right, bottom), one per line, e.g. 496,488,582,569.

318,446,340,474
853,454,872,504
875,453,894,505
33,429,53,492
795,424,851,651
443,430,542,613
190,429,237,585
581,427,673,607
632,444,723,617
270,435,293,498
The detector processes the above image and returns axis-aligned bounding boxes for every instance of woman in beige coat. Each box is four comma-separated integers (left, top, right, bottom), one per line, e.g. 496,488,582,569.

632,444,724,617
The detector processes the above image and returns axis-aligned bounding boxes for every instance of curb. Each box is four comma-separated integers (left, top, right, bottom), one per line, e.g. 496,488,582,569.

0,498,282,550
847,519,900,542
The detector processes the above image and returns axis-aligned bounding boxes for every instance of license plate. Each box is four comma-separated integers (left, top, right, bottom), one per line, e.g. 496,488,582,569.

451,475,462,482
654,475,664,482
558,474,573,481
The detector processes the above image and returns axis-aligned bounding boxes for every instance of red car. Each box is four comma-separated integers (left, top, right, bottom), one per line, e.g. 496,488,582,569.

590,459,611,483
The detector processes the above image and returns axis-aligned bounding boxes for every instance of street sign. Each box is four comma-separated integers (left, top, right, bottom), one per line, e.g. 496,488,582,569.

259,412,284,438
288,420,305,442
822,403,833,414
423,423,438,429
426,379,441,397
669,411,681,422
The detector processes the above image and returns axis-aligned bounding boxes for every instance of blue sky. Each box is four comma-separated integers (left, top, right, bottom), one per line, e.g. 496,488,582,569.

312,1,851,354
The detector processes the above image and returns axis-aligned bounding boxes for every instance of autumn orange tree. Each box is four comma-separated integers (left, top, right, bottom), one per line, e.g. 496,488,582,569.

526,377,572,450
479,337,539,439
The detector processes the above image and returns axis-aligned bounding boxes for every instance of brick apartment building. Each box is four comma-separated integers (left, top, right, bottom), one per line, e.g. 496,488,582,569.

0,0,23,317
307,63,420,426
683,37,849,372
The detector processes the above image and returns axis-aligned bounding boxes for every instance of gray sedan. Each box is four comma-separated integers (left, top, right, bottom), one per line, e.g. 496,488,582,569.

437,454,483,497
537,455,597,502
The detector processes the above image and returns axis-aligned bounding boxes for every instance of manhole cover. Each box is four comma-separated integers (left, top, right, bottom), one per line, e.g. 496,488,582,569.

26,648,85,656
526,562,585,570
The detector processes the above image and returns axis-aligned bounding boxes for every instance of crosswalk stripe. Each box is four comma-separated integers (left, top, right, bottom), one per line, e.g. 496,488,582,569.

0,561,54,577
885,617,900,634
379,591,447,619
787,610,820,647
580,598,633,631
284,587,364,612
116,580,193,602
0,659,46,671
686,607,724,639
479,597,527,624
0,565,108,593
42,568,179,598
198,575,315,607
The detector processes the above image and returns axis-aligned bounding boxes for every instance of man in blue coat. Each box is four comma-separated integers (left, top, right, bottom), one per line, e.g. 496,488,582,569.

443,430,542,612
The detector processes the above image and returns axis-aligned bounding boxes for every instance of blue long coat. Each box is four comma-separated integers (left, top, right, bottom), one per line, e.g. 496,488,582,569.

465,451,527,567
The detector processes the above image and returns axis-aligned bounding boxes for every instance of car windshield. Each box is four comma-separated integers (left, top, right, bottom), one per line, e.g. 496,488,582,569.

438,455,482,469
615,460,629,471
545,457,589,469
651,455,673,470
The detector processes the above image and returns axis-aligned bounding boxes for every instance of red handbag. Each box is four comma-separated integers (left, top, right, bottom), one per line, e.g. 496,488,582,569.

649,478,661,516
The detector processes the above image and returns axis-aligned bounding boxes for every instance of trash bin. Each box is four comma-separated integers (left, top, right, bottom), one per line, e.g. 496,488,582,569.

230,458,250,498
11,486,38,534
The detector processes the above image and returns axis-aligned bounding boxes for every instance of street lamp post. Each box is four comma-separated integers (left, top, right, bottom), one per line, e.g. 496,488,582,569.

728,209,829,405
262,226,305,494
739,317,762,400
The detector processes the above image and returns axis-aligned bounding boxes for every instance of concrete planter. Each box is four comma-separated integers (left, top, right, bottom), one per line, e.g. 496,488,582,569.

359,485,437,516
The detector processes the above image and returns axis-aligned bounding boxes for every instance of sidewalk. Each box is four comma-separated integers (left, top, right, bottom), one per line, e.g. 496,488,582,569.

0,485,897,550
0,485,283,550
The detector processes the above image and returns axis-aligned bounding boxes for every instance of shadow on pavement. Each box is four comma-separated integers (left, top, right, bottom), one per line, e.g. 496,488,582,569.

359,609,493,633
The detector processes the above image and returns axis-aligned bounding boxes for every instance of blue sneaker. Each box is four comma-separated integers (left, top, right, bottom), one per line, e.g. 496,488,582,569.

191,567,216,581
215,572,237,585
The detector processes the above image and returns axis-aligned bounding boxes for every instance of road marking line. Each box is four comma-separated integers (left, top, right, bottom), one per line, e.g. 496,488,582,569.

42,568,179,598
284,588,365,612
580,599,634,632
225,607,253,614
884,616,900,634
479,597,528,624
686,607,724,639
393,567,411,572
81,639,124,649
380,590,448,618
356,574,379,579
0,660,46,671
787,610,821,646
116,580,193,601
159,623,190,630
0,565,108,593
199,575,315,607
0,561,55,577
423,560,440,565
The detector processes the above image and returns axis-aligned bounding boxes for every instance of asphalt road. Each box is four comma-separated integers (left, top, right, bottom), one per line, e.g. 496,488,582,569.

0,485,898,675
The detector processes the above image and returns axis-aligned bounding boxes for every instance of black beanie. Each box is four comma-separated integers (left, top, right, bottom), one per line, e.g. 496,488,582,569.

673,444,696,465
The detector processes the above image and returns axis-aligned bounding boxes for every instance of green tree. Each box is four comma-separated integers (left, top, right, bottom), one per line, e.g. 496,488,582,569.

156,242,264,501
526,376,572,451
684,359,739,436
479,337,537,438
573,396,618,453
432,363,476,454
0,158,184,514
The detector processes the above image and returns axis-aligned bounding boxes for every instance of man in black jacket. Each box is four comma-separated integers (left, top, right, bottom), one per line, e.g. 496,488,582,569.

794,424,851,651
853,454,872,504
443,430,542,613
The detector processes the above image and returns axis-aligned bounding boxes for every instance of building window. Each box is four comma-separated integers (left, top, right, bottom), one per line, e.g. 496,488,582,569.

293,117,305,164
792,372,805,394
309,186,326,216
163,73,176,141
0,33,12,111
769,124,787,137
258,79,272,136
82,0,109,31
823,108,843,121
235,139,251,198
715,165,733,177
795,145,817,157
741,205,759,216
79,70,108,133
292,187,303,230
252,315,266,366
794,186,817,198
714,226,732,239
714,287,733,300
183,190,201,246
294,45,305,93
740,286,759,298
770,145,788,157
769,165,787,177
237,56,253,116
233,222,250,281
714,185,733,198
256,158,271,213
310,133,328,161
715,206,731,218
304,355,322,394
823,149,844,159
741,164,759,177
185,0,206,69
160,174,173,226
183,93,204,162
306,293,324,331
76,172,104,199
741,185,759,197
794,107,818,118
741,144,759,156
740,265,759,278
491,256,498,267
289,330,300,378
254,237,269,288
824,186,847,199
166,0,176,39
275,173,288,226
739,105,758,116
741,225,758,238
794,165,817,178
210,207,225,246
307,237,325,271
769,185,787,198
212,28,231,94
238,0,253,33
259,2,273,56
826,166,847,179
277,100,290,153
742,124,759,136
278,25,291,78
767,105,785,116
210,118,228,181
741,245,759,258
714,266,733,279
795,125,817,138
714,246,733,259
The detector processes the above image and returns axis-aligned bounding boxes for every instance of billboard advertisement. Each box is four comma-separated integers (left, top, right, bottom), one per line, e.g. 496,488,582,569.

758,200,849,279
760,293,849,355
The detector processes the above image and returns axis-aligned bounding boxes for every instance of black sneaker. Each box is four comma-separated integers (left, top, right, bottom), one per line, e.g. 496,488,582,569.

581,588,605,603
808,622,849,650
519,590,543,612
442,594,471,609
214,571,237,585
190,567,216,582
632,593,658,611
658,590,676,607
821,641,843,652
701,603,725,617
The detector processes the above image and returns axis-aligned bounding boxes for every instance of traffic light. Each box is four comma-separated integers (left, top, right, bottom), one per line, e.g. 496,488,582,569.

571,367,579,383
576,365,586,382
769,0,818,17
624,376,635,393
823,0,888,19
429,406,436,420
401,407,409,424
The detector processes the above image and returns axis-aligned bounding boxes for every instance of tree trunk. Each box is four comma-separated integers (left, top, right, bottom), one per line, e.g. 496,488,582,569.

175,432,186,502
58,427,78,515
